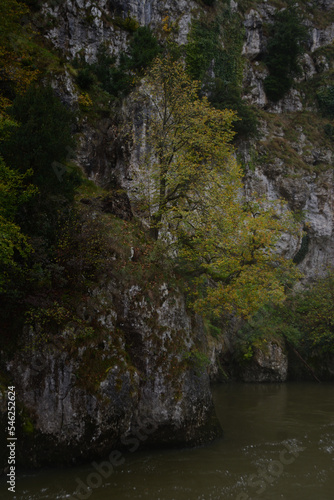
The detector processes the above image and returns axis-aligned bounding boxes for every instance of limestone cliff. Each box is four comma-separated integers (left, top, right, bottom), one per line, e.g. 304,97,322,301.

43,0,333,383
240,1,334,281
2,276,220,467
39,0,334,282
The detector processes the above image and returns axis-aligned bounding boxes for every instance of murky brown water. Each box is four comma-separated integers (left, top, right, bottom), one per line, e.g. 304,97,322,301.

3,383,334,500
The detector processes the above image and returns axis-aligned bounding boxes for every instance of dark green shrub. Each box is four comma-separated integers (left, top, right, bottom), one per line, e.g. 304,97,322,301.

263,8,308,102
88,29,161,99
236,303,302,362
92,47,132,97
263,74,292,103
76,67,95,90
186,20,219,82
0,85,79,198
237,270,334,370
291,272,334,354
324,123,334,139
92,46,117,91
209,79,258,139
127,26,162,72
317,86,334,118
186,16,258,139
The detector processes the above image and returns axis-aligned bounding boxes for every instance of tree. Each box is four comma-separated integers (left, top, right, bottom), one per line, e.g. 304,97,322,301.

134,56,300,318
263,8,308,102
180,197,300,318
0,86,78,198
135,56,237,238
0,0,38,113
290,270,334,353
0,86,80,247
0,155,37,292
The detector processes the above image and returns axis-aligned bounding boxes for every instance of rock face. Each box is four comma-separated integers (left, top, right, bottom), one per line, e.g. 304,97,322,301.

240,341,288,383
76,118,128,187
41,0,196,62
40,0,334,286
50,0,334,284
2,280,221,467
239,1,334,281
310,23,334,52
244,163,334,280
207,333,289,383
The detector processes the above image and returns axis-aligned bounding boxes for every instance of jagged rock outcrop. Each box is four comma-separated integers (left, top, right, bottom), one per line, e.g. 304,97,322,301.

2,279,221,468
239,341,288,383
242,139,334,280
310,23,334,52
76,117,128,187
207,332,289,383
41,0,196,62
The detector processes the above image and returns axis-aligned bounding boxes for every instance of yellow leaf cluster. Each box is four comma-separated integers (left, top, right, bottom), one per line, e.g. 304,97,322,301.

78,92,93,107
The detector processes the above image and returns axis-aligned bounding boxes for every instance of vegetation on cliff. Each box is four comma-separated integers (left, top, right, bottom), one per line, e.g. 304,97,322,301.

236,269,334,381
263,8,308,102
186,8,258,139
0,0,333,378
134,56,299,319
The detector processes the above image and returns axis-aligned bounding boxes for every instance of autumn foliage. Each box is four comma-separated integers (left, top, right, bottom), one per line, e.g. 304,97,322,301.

134,56,300,318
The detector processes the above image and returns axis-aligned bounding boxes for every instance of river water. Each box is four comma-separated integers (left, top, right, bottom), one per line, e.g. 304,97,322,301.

3,383,334,500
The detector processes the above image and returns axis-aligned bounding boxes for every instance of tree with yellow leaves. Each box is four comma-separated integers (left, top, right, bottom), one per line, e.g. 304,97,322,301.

0,155,37,292
135,56,238,237
134,56,300,318
0,1,39,292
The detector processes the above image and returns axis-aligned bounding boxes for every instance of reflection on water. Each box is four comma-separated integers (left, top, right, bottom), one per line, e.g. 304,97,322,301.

2,383,334,500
